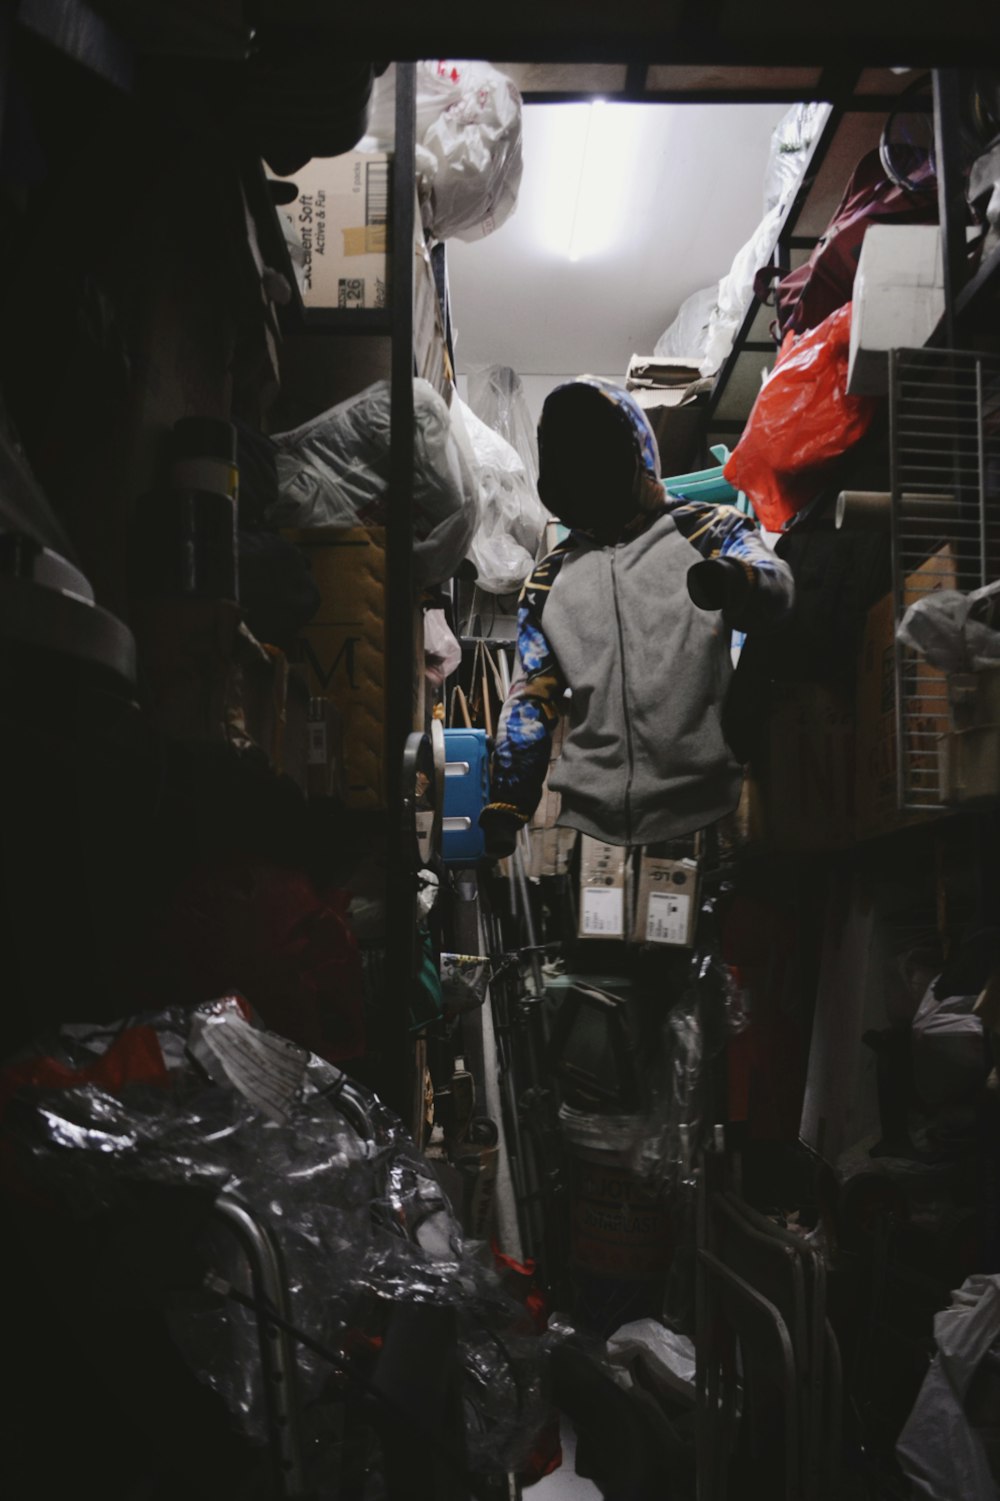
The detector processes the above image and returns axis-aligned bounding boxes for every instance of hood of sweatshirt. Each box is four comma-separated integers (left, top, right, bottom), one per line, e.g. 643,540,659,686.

537,377,665,543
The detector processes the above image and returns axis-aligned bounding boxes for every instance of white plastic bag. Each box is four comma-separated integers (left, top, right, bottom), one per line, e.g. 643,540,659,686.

269,378,479,588
700,202,784,377
467,365,539,486
424,607,462,686
654,283,719,364
897,1275,1000,1501
763,102,833,215
911,979,987,1109
605,1320,697,1403
453,397,547,595
899,582,1000,674
367,61,523,243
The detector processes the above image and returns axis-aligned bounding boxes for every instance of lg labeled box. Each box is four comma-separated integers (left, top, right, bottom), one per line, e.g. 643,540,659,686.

276,152,391,309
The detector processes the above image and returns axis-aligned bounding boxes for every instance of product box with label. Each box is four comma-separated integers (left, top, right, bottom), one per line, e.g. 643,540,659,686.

632,855,700,947
847,224,945,396
276,152,390,309
578,836,627,940
284,526,386,809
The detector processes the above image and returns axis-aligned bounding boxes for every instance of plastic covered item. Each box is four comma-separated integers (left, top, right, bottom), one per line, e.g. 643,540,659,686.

367,61,523,243
454,397,547,595
269,378,479,588
634,896,733,1195
1,998,556,1474
899,581,1000,673
763,102,833,215
467,365,540,486
605,1320,697,1403
654,283,719,365
723,303,879,532
897,1274,1000,1501
911,979,988,1109
699,203,785,377
440,952,491,1015
424,606,462,686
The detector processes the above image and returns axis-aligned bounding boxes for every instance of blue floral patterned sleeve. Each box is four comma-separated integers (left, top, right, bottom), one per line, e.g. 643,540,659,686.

482,546,571,828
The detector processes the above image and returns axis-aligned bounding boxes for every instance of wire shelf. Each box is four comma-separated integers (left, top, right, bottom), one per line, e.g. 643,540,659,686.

889,347,1000,812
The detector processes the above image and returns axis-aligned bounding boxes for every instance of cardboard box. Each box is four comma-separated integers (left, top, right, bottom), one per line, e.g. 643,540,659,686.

578,836,626,940
276,152,390,309
632,856,699,947
284,526,386,809
847,225,945,396
855,545,956,837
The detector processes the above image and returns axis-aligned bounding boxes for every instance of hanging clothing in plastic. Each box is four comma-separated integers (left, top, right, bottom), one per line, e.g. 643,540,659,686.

479,379,794,855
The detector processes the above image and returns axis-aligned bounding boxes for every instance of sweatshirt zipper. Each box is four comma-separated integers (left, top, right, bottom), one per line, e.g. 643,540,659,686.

610,548,635,847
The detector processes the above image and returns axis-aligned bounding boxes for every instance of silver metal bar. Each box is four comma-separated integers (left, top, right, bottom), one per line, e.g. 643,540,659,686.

214,1195,306,1496
978,357,988,589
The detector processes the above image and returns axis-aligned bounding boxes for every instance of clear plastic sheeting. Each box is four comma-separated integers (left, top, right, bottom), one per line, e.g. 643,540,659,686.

897,1275,1000,1501
2,998,555,1474
700,203,785,378
367,61,523,243
654,284,719,365
269,378,479,588
633,897,732,1196
763,103,833,216
467,365,540,486
605,1320,697,1404
454,397,548,595
899,582,1000,674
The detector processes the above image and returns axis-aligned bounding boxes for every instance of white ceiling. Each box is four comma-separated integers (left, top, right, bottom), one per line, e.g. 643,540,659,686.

446,100,790,382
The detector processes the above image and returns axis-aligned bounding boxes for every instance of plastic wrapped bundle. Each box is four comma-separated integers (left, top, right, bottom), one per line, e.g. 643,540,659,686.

467,365,539,486
454,397,548,595
269,378,479,588
654,284,719,364
1,997,555,1475
367,61,523,243
763,102,833,215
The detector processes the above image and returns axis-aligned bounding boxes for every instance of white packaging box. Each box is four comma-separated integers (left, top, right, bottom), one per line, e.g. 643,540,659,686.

847,224,945,396
276,152,390,309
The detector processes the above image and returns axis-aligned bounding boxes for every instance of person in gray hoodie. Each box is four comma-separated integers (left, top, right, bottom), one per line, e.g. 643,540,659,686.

478,377,794,857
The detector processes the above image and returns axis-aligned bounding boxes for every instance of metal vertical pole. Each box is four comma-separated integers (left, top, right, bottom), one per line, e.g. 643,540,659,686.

385,62,417,1118
933,69,968,349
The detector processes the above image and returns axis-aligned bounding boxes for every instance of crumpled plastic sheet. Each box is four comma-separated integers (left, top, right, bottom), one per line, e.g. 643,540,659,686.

763,102,833,215
269,378,479,589
654,283,719,364
466,365,540,488
454,396,548,595
605,1319,697,1404
897,1274,1000,1501
365,61,523,243
899,582,1000,674
2,997,554,1474
632,898,733,1197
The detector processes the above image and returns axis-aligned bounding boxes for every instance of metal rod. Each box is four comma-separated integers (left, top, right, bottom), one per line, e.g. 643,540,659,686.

978,357,988,588
385,60,417,1119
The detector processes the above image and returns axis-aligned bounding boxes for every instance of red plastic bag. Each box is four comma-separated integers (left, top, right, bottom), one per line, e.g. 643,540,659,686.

723,303,878,532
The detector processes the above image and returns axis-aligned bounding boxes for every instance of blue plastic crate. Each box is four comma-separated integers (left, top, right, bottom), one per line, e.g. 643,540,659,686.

442,728,490,864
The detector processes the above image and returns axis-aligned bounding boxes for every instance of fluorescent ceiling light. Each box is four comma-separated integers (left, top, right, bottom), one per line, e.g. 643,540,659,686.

539,102,644,263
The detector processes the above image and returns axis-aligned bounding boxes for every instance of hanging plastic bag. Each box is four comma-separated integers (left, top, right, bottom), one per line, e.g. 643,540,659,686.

467,365,540,485
453,397,548,595
367,61,523,243
723,303,878,532
269,378,479,587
